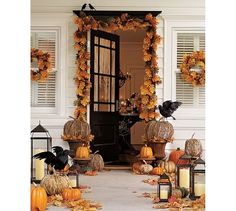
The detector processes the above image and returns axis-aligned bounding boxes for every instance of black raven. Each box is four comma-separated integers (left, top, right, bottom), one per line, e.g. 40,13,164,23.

33,146,71,171
81,3,87,11
88,3,96,10
158,100,182,120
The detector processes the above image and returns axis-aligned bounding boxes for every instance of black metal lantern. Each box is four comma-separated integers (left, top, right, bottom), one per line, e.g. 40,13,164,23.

31,121,52,184
176,154,192,190
158,173,172,202
68,173,80,188
190,158,205,200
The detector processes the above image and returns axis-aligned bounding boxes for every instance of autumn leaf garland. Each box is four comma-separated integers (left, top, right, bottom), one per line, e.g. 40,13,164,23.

73,12,161,121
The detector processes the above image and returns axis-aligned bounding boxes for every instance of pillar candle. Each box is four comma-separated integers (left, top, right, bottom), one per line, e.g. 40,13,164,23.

160,189,168,199
179,168,190,189
194,183,205,196
70,179,77,188
34,149,45,180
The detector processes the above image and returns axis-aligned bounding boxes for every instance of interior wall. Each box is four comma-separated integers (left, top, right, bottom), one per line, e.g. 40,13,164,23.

31,0,205,158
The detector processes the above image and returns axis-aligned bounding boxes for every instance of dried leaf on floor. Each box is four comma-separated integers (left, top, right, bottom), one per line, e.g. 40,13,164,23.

139,192,157,199
152,194,205,210
84,170,98,176
142,178,158,186
47,194,102,210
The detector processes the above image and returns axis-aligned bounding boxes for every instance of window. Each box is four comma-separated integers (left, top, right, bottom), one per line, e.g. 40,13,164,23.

31,29,58,113
175,32,205,107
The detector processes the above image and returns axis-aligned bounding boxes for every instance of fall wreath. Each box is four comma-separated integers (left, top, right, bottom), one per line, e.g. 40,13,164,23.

179,50,205,86
31,48,52,81
73,12,162,122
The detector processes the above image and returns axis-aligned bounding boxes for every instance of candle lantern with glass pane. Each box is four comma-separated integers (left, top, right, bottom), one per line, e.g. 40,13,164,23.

68,173,79,188
190,158,205,200
176,154,192,190
158,173,172,202
31,121,52,184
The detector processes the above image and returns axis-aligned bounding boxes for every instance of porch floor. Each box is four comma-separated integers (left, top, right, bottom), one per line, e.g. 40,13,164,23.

47,170,158,211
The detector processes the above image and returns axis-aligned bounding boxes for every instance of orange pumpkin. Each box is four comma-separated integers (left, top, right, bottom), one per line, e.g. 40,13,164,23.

76,145,90,158
140,144,153,158
62,188,81,201
159,160,176,173
31,183,47,211
151,166,165,175
169,148,188,165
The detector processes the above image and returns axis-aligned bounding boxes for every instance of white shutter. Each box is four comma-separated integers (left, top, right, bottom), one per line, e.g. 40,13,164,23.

176,32,205,107
177,33,195,67
176,73,194,106
31,31,57,108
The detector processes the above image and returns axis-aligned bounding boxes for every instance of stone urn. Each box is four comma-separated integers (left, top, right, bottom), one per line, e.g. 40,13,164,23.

148,141,167,160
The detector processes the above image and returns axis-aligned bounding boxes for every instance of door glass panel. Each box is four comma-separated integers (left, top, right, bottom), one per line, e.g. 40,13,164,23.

100,47,110,75
111,41,115,49
94,46,98,73
100,38,110,47
99,76,110,102
94,75,98,101
99,104,110,112
111,50,115,76
111,104,115,112
94,103,98,111
111,77,115,103
95,36,99,44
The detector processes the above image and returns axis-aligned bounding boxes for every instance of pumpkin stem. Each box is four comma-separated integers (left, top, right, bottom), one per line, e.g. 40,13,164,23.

142,160,147,165
191,132,195,139
177,147,180,150
69,116,76,120
93,150,99,155
159,117,164,122
144,144,147,147
32,182,37,187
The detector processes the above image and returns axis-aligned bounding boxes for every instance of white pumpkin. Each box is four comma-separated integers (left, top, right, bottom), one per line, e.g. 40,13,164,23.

140,160,153,174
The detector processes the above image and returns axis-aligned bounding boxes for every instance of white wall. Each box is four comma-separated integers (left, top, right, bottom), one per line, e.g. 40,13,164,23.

31,0,205,158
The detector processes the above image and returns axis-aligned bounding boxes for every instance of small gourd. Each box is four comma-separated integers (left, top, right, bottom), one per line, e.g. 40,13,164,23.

151,166,165,175
140,160,153,174
76,144,90,158
172,187,189,198
89,150,104,171
132,161,143,174
140,144,153,158
62,188,81,201
31,183,47,211
159,160,176,173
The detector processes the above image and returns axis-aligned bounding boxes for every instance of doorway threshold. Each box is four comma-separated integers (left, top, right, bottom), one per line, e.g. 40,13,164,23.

104,165,131,170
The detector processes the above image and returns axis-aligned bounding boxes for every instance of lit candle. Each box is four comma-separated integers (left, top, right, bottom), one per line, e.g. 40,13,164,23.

179,168,190,189
160,189,168,200
34,149,45,180
70,179,77,188
194,183,205,196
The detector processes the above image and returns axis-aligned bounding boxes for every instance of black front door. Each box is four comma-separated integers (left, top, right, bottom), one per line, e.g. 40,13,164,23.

90,30,120,162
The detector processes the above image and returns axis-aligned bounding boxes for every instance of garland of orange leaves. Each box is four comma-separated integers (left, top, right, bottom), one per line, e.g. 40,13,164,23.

73,12,161,122
31,48,52,81
179,50,205,86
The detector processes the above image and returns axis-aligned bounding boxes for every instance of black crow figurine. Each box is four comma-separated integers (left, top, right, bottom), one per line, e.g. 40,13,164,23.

158,100,182,120
33,146,72,172
81,3,87,11
88,3,96,10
